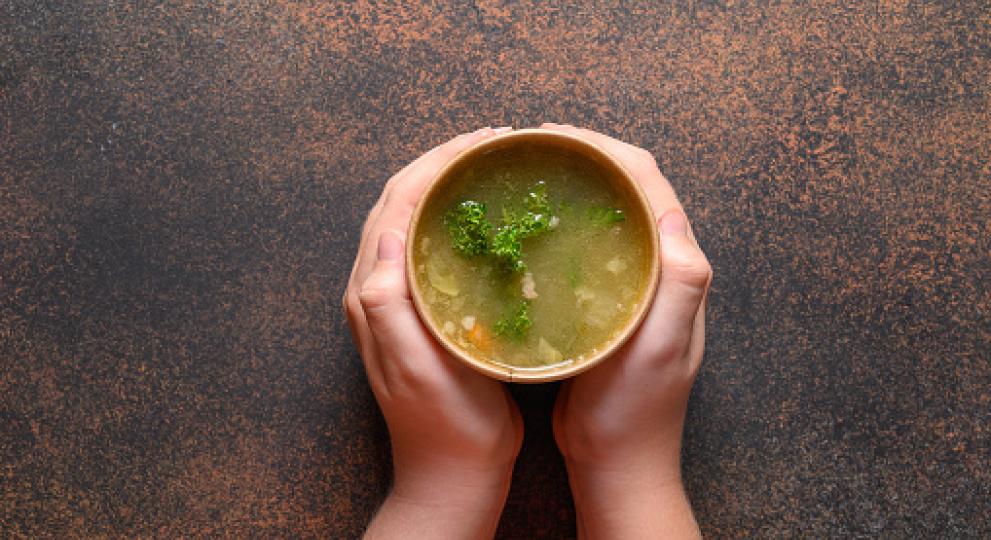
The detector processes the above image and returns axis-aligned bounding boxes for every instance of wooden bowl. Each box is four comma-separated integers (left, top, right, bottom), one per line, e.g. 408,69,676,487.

406,128,659,383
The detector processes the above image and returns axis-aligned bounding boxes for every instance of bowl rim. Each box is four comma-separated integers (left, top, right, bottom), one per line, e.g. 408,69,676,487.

405,128,660,383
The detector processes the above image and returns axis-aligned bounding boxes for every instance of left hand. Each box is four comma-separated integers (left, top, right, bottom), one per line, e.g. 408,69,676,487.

343,127,523,538
543,124,709,538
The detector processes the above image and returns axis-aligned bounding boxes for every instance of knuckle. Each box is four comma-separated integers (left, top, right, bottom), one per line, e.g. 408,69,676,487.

381,357,441,398
651,337,690,366
636,147,657,165
393,187,420,210
343,287,355,310
361,205,379,237
380,173,398,200
686,354,703,379
358,282,394,312
344,289,365,319
396,362,440,392
668,254,713,288
377,188,393,213
383,174,398,194
382,186,396,208
341,290,351,313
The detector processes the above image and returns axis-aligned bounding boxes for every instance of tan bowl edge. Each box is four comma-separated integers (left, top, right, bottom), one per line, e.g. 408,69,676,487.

406,128,660,383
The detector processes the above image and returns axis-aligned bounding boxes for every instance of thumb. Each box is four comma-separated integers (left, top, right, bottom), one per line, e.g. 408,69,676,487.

358,230,439,369
657,210,711,321
632,210,712,362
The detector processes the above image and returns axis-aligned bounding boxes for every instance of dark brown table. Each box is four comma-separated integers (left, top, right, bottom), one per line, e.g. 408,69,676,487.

2,2,989,537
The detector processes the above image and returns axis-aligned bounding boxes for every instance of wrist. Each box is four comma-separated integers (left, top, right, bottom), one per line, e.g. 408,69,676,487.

366,459,514,540
564,452,684,499
565,456,699,539
557,423,684,477
391,456,514,508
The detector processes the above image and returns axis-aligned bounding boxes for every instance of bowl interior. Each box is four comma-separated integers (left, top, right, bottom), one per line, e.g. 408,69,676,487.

406,129,659,383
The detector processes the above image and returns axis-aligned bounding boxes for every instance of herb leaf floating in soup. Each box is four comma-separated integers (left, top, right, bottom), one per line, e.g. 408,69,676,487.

440,185,623,344
413,144,651,369
491,183,554,272
444,182,557,274
495,300,532,340
588,206,626,225
446,200,491,256
439,184,559,341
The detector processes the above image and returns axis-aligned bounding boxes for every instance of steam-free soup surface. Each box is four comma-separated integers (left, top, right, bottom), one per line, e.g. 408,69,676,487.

413,144,651,371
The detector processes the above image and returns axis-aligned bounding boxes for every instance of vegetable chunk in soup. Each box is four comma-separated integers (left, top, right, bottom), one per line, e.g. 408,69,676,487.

412,143,652,371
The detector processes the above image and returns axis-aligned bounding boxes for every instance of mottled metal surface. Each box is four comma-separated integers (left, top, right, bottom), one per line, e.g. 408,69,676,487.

2,1,989,538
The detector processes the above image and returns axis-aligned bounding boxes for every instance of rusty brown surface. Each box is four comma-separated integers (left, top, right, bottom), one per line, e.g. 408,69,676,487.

2,1,989,538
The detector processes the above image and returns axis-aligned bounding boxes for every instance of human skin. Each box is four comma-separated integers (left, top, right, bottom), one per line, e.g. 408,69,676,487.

343,127,523,540
343,125,710,539
544,123,710,539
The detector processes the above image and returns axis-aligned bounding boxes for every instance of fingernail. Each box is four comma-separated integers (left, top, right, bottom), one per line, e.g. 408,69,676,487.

377,230,404,261
659,210,688,236
493,126,512,134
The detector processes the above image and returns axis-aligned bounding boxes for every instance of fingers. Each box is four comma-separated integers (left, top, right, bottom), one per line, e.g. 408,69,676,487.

384,127,509,210
357,229,447,386
657,210,712,319
349,132,474,289
628,209,712,365
541,123,650,170
350,128,506,303
686,296,707,374
539,123,681,220
343,128,509,377
356,139,447,248
342,290,384,388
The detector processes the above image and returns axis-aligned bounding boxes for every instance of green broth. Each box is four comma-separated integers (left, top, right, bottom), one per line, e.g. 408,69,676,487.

413,144,651,370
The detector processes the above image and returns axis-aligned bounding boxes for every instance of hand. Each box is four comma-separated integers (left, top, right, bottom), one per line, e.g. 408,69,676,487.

343,128,523,539
545,124,711,539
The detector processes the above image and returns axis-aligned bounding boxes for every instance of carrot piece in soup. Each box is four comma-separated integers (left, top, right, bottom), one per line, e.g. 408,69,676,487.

467,323,493,354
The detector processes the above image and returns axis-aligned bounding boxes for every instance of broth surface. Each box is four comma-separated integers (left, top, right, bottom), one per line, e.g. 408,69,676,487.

413,144,652,371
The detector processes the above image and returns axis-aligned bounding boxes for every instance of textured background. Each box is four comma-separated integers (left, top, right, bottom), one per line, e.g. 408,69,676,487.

2,1,989,538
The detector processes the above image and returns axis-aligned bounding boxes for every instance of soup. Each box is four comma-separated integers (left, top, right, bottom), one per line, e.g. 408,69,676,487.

411,141,653,373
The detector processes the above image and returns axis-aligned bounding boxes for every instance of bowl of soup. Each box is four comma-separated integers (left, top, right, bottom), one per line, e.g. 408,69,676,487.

407,129,659,382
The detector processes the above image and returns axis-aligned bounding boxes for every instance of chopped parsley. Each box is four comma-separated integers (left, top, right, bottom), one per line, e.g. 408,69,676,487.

495,300,532,340
588,206,626,225
445,200,491,256
446,183,555,272
491,183,553,272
